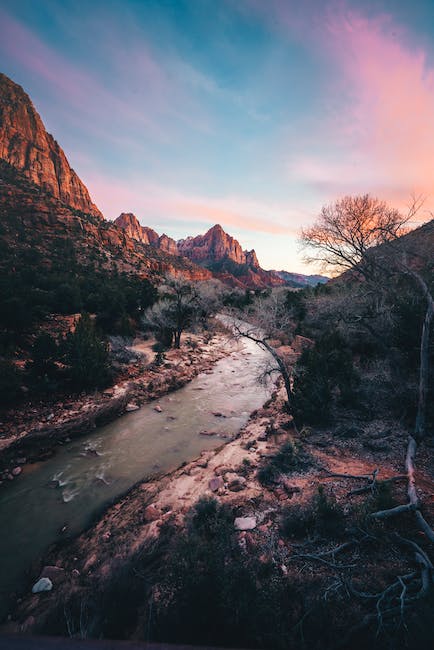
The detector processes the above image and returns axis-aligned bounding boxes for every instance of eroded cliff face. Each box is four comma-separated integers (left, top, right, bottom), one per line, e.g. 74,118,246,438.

114,213,179,255
0,160,211,283
114,218,285,288
177,224,259,268
0,73,103,219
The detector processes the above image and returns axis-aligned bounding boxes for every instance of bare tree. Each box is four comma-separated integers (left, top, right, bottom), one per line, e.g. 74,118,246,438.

300,194,418,279
226,291,296,408
144,274,222,349
300,193,434,541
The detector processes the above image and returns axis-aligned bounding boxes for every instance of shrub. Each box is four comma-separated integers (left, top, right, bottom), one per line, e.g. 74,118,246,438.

0,359,22,406
292,331,359,426
257,440,313,486
64,313,112,390
280,486,344,539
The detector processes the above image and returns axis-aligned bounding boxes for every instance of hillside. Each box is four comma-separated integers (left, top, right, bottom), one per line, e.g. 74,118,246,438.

0,73,103,219
115,215,287,289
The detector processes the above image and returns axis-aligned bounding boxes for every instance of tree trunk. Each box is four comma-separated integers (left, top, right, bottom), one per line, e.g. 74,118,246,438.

262,340,293,408
415,297,433,438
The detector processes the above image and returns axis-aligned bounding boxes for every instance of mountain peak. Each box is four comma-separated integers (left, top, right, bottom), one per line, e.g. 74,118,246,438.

0,73,102,218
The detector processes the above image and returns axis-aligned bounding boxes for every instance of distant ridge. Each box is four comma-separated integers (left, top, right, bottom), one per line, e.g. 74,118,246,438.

272,270,329,287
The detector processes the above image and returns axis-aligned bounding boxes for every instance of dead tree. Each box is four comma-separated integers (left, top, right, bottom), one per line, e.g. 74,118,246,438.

301,193,434,551
225,292,295,408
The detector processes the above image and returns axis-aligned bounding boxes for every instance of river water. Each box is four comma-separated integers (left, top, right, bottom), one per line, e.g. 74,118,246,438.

0,337,271,620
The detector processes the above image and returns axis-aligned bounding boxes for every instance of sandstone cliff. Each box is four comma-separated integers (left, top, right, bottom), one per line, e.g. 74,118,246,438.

177,224,259,268
0,73,102,219
0,160,211,283
114,213,179,255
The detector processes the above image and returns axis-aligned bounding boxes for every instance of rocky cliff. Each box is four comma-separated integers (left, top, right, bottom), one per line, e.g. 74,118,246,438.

177,224,259,268
114,218,284,289
0,160,211,283
115,213,179,255
0,73,102,218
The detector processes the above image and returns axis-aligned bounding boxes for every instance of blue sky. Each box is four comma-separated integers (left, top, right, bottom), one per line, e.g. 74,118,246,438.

1,0,434,271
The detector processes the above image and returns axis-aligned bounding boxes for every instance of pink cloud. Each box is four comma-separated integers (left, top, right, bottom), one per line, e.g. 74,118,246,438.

253,1,434,221
326,9,434,195
85,172,301,236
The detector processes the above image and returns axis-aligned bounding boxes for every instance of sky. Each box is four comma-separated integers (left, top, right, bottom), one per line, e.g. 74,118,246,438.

1,0,434,273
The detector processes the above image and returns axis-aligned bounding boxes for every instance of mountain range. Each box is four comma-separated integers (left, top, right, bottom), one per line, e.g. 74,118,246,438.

0,72,326,290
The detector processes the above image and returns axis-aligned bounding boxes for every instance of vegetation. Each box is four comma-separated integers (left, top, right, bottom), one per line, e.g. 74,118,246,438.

292,331,360,426
257,439,313,486
64,313,112,390
143,275,222,348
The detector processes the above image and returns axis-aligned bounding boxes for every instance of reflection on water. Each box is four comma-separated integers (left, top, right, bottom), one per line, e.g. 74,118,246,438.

0,337,271,619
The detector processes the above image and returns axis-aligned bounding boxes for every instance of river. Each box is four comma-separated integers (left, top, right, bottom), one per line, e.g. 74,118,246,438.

0,336,271,620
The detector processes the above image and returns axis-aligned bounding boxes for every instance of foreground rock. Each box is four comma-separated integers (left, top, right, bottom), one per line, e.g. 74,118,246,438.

234,516,257,531
31,578,52,594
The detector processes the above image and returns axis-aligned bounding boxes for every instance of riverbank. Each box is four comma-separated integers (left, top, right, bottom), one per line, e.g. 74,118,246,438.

0,331,233,477
5,330,434,645
7,373,428,637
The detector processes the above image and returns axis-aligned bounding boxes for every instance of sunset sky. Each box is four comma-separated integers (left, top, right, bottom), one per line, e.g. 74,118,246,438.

1,0,434,272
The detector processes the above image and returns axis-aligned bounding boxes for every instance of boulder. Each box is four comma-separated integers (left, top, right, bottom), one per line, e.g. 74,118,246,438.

234,516,257,531
209,477,224,492
225,473,247,491
32,577,53,594
144,504,161,522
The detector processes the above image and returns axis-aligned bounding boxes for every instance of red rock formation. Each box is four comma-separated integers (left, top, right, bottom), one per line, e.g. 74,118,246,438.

177,224,259,267
0,160,211,284
0,72,102,218
158,233,179,256
114,213,179,256
115,213,158,245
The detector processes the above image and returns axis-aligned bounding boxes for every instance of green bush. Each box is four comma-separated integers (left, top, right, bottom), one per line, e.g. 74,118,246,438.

280,486,344,539
0,359,23,406
150,497,298,649
293,331,359,426
257,440,313,486
64,313,112,390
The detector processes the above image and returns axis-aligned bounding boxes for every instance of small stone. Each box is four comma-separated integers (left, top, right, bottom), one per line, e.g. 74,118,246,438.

126,402,140,412
209,477,224,492
234,516,257,531
144,504,161,522
32,577,53,593
12,466,22,476
71,569,80,578
154,405,162,413
199,430,218,436
225,472,247,489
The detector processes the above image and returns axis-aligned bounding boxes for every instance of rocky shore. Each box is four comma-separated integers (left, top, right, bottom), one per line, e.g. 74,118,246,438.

0,332,233,478
6,374,433,636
